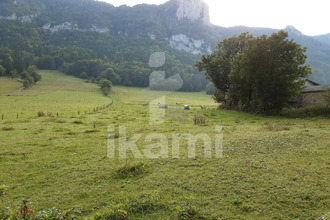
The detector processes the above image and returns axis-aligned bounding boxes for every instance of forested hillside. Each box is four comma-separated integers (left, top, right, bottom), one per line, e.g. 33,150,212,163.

0,0,210,92
1,0,330,87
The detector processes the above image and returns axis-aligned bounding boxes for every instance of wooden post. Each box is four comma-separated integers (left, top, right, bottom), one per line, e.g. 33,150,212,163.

78,111,80,115
2,114,3,120
57,112,58,117
17,113,19,119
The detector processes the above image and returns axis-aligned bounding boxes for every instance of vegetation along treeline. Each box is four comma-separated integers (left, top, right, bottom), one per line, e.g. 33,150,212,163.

0,20,208,92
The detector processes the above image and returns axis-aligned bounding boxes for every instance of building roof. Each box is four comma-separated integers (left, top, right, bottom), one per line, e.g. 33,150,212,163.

301,79,330,93
302,85,330,93
304,79,320,86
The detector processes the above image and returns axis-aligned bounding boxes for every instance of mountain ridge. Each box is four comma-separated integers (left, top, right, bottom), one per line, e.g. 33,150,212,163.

1,0,330,84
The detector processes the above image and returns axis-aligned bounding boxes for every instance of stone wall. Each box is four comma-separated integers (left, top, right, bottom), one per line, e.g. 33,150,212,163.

301,92,326,107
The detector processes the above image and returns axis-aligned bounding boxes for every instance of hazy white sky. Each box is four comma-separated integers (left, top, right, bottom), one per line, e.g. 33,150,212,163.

98,0,330,36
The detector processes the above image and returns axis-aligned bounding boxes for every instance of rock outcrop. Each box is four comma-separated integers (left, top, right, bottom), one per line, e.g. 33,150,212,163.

175,0,211,26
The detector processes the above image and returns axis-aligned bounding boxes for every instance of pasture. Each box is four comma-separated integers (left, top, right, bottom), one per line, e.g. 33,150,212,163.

0,70,110,119
0,70,329,219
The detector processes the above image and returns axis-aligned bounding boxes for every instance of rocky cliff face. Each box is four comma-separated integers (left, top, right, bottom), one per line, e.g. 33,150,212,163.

156,0,215,54
175,0,211,26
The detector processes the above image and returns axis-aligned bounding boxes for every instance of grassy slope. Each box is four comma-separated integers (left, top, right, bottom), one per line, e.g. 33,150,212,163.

0,71,329,219
0,70,110,119
0,77,22,95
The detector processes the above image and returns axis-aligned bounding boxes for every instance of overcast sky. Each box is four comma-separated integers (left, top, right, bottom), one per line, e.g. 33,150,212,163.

98,0,330,36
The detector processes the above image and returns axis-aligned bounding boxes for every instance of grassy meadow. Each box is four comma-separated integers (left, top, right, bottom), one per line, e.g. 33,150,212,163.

0,70,111,119
0,70,329,219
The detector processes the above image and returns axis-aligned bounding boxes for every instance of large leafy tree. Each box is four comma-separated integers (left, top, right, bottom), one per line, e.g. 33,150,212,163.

195,32,253,102
196,31,311,113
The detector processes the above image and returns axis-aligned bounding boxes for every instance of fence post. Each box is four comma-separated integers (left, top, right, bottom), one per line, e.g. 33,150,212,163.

2,114,3,120
17,113,19,119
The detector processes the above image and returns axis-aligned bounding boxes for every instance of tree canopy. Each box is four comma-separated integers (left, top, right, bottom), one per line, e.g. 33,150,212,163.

196,31,312,113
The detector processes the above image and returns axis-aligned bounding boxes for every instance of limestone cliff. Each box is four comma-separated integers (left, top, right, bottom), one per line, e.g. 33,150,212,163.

175,0,211,26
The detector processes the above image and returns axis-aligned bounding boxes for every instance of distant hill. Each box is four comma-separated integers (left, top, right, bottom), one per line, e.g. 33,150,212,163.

314,33,330,46
1,0,330,85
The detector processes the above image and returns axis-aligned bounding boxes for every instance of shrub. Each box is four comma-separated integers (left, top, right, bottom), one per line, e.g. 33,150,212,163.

102,87,109,96
0,65,6,76
31,72,41,83
38,112,45,117
281,105,330,118
193,115,207,125
100,79,112,96
80,72,88,79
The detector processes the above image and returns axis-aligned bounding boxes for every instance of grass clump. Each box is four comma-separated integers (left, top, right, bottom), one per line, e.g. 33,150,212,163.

37,111,45,117
262,122,291,131
94,195,166,219
176,203,205,220
193,115,207,125
0,185,9,196
2,126,15,131
73,120,83,124
115,163,148,178
0,202,78,220
94,204,128,220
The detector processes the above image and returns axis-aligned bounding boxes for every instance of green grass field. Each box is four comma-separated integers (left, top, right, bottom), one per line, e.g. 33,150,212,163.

0,71,111,119
0,71,329,219
0,78,22,95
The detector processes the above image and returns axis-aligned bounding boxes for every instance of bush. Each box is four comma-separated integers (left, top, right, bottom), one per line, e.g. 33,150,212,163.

281,105,330,118
80,72,88,79
193,115,207,125
38,112,45,117
0,65,6,76
31,72,41,82
100,79,112,96
102,87,109,96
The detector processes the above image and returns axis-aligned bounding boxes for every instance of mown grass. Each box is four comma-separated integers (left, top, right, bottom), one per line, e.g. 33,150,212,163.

0,77,22,95
113,86,216,106
0,71,329,219
0,70,111,119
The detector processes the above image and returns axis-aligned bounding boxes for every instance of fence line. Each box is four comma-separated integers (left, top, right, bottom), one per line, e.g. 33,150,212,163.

1,98,114,121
